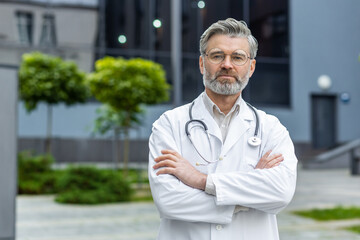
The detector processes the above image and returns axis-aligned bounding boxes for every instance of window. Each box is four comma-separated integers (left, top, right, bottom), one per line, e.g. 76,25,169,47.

16,11,33,45
40,14,57,47
101,0,290,107
244,0,290,107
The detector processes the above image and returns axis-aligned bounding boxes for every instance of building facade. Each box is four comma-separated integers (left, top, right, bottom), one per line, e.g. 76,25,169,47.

0,0,97,71
0,0,359,162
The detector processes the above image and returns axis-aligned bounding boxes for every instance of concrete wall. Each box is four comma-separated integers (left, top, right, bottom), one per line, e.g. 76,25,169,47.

0,67,17,240
264,0,360,143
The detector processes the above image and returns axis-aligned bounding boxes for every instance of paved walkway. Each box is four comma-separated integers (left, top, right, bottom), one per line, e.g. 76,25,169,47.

16,168,360,240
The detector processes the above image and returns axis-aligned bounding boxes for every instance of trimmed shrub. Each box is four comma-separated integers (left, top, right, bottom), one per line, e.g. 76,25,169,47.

18,151,58,194
55,166,133,204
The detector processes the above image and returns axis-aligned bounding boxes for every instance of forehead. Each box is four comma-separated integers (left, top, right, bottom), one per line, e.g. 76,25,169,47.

206,34,250,53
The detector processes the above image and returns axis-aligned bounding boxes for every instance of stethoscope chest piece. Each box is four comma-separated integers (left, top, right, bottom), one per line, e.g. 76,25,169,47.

248,136,261,147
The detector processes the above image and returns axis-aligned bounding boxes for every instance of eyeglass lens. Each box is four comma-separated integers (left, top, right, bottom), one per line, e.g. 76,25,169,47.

207,49,249,66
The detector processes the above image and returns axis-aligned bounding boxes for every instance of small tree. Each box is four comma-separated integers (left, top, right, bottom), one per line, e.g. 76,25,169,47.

92,104,143,169
19,52,90,154
87,56,169,174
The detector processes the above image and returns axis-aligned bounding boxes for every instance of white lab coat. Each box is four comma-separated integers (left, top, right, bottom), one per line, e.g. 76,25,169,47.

148,93,297,240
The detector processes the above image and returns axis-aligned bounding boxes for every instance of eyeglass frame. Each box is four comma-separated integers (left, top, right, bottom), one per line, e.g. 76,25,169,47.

203,48,253,66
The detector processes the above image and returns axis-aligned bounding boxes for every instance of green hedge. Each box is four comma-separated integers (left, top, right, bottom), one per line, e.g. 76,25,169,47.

55,166,133,204
18,151,59,194
17,151,136,204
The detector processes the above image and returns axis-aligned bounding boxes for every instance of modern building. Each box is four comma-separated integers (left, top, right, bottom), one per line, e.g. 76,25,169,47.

101,0,360,152
0,0,359,162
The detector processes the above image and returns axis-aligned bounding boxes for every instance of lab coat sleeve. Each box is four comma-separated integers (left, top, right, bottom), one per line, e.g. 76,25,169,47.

148,112,235,224
211,115,297,214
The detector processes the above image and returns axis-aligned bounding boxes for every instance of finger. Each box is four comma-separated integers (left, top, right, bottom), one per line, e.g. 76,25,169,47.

268,153,282,159
256,152,281,169
156,167,176,176
155,153,178,162
264,155,284,168
260,150,272,160
265,155,283,166
258,150,272,166
153,160,177,169
161,149,180,156
256,161,265,169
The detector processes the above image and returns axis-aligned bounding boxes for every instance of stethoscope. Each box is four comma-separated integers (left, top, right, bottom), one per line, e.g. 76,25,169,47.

185,101,261,165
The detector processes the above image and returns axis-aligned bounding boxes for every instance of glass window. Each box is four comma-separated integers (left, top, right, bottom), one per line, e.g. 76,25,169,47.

243,61,289,106
101,0,290,107
16,11,33,45
40,14,57,47
245,0,290,107
105,0,170,52
250,0,289,58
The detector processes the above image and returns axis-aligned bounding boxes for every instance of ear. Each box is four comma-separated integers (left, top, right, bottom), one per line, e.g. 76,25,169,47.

199,55,204,75
248,59,256,78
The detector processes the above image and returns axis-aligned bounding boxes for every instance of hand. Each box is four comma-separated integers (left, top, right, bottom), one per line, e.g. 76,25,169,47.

153,149,207,190
255,150,284,169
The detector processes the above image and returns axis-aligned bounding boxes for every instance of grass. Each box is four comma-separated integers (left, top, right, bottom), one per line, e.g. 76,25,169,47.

292,206,360,221
293,206,360,235
346,225,360,234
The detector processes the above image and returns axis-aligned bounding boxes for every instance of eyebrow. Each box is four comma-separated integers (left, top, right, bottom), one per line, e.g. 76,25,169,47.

208,50,224,54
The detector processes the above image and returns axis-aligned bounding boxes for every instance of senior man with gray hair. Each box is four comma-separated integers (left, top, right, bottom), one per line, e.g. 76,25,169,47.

149,18,297,240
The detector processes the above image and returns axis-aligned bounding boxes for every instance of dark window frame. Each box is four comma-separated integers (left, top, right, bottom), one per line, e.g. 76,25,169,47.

39,13,57,47
16,11,34,45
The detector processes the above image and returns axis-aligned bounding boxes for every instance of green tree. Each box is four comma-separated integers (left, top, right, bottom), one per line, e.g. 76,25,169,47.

87,56,169,174
92,104,143,169
19,52,90,154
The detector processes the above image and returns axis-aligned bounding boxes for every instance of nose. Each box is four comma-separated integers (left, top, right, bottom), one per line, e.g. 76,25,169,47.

220,55,233,69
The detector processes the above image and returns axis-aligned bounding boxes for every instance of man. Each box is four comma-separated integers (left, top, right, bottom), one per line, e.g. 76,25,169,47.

148,18,297,240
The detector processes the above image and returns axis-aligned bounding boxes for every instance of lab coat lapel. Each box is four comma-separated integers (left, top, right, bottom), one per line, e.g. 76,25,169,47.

192,94,222,143
221,99,254,155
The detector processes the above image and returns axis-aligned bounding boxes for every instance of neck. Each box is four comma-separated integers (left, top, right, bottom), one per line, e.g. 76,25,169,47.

205,88,241,115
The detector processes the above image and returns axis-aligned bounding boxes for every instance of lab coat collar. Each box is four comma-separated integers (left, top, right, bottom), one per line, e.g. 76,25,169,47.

191,93,256,153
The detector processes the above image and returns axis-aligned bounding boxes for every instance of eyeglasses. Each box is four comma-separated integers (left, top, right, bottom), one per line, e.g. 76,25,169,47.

204,49,252,66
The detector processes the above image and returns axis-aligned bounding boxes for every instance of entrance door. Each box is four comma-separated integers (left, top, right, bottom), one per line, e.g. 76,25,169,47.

311,94,337,149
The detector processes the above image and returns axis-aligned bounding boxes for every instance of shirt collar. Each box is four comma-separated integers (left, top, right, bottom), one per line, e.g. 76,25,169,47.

202,91,241,117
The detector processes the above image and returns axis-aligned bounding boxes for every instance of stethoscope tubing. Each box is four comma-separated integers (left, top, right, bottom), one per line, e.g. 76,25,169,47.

186,101,260,139
185,100,261,165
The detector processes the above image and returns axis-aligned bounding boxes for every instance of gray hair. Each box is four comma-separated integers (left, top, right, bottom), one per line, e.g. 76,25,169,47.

199,18,258,59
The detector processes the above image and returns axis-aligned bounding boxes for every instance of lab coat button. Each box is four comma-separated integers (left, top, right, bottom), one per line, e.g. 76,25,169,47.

219,156,223,161
216,225,223,231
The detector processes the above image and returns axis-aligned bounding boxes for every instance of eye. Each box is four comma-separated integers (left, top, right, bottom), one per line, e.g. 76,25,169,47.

209,53,224,60
232,54,247,61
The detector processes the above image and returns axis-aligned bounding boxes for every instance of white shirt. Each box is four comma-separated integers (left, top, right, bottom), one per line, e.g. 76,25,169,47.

202,92,240,142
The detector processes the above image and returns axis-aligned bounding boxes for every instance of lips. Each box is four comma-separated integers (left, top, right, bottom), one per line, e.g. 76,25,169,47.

216,70,237,79
218,75,234,78
216,73,238,82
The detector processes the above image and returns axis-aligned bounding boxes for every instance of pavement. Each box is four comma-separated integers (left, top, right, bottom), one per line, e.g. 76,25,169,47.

16,167,360,240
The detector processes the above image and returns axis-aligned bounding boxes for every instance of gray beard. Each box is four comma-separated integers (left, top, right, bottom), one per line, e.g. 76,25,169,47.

203,66,250,96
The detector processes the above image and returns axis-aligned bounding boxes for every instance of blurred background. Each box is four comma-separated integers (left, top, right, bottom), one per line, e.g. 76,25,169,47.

0,0,360,239
0,0,359,164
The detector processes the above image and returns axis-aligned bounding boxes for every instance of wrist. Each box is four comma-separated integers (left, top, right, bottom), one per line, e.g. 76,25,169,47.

197,173,207,190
